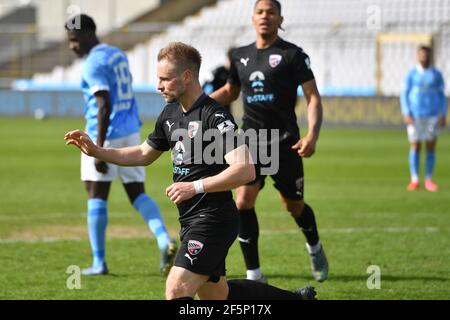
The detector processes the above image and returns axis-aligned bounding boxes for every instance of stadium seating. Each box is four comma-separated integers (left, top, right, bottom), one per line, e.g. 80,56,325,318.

32,0,450,96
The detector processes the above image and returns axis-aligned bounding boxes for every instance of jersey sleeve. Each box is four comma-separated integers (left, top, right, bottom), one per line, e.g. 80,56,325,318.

146,111,170,152
436,70,447,117
400,70,413,117
291,49,315,86
205,106,244,157
83,55,111,94
227,50,241,87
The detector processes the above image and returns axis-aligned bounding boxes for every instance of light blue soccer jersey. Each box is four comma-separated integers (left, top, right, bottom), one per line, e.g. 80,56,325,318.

81,44,142,140
401,66,447,118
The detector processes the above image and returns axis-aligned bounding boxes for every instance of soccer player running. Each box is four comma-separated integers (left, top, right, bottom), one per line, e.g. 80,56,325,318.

65,14,176,276
211,0,328,283
401,45,447,192
65,42,316,300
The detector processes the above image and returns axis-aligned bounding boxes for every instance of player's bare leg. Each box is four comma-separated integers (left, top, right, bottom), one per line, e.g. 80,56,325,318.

165,266,209,300
85,181,111,199
280,196,328,282
235,183,266,283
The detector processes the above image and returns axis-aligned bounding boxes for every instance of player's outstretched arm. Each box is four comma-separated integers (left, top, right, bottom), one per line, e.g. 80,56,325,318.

292,79,323,158
64,130,163,166
165,144,255,205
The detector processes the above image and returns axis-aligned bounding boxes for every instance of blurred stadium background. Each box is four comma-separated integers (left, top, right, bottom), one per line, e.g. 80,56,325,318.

0,0,449,300
1,0,450,124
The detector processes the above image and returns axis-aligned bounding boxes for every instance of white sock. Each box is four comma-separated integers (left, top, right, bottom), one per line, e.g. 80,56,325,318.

246,268,262,280
306,241,321,255
411,176,419,183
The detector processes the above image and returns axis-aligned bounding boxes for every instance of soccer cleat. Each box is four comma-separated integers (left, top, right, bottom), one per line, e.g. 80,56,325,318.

407,181,420,191
308,245,329,282
293,286,317,300
81,263,109,276
424,180,438,192
160,240,178,276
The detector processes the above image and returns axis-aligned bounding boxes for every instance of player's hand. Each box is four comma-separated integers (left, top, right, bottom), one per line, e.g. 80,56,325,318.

95,159,108,174
438,116,446,128
292,134,317,158
404,116,414,126
64,130,98,156
165,182,196,205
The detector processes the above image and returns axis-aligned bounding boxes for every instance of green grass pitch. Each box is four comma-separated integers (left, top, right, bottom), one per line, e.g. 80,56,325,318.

0,117,449,300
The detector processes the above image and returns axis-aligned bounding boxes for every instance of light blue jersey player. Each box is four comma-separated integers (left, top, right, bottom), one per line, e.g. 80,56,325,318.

82,43,142,141
65,14,177,276
401,45,447,192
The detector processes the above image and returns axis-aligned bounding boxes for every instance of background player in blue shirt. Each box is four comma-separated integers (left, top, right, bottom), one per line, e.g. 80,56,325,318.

401,45,447,192
65,14,176,275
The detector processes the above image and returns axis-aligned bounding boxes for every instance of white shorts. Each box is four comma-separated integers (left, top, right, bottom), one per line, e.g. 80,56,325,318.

407,117,439,143
81,133,145,183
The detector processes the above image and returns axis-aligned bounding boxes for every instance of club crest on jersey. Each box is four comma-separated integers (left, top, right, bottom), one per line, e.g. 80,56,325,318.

269,54,282,68
187,240,204,256
188,121,200,138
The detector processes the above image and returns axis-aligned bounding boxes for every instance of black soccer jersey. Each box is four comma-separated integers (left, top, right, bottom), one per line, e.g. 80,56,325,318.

228,37,315,142
147,94,240,221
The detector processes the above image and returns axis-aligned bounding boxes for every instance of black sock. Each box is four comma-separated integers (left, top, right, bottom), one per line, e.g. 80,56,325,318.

227,279,301,300
238,208,260,270
295,204,319,246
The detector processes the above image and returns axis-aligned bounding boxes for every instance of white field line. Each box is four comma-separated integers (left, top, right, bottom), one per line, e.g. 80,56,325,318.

0,227,440,244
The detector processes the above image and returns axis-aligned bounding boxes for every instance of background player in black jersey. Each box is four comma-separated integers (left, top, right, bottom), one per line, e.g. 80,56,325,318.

65,42,316,300
203,48,233,114
211,0,328,283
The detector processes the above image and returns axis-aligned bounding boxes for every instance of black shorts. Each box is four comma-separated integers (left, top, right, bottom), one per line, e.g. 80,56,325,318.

174,200,239,283
250,140,305,201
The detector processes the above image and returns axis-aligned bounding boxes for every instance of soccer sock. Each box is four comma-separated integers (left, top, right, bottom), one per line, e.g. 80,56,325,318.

425,150,435,180
133,193,171,251
246,269,263,281
227,279,301,300
295,203,320,248
409,149,420,182
87,199,108,268
238,208,260,271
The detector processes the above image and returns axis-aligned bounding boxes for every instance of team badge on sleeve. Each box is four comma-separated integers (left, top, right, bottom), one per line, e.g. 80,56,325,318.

217,120,235,134
187,240,204,256
305,57,311,70
269,54,282,68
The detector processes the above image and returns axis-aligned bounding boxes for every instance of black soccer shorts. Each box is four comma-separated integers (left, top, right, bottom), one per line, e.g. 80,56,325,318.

174,200,239,283
250,138,305,201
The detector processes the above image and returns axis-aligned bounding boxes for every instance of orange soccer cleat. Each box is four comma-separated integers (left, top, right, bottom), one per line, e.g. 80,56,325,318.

407,181,420,191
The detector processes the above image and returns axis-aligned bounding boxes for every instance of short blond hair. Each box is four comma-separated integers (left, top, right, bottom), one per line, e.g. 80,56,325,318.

158,42,202,76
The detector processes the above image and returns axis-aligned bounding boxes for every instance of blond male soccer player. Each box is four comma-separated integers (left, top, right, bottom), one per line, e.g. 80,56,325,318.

66,42,316,300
